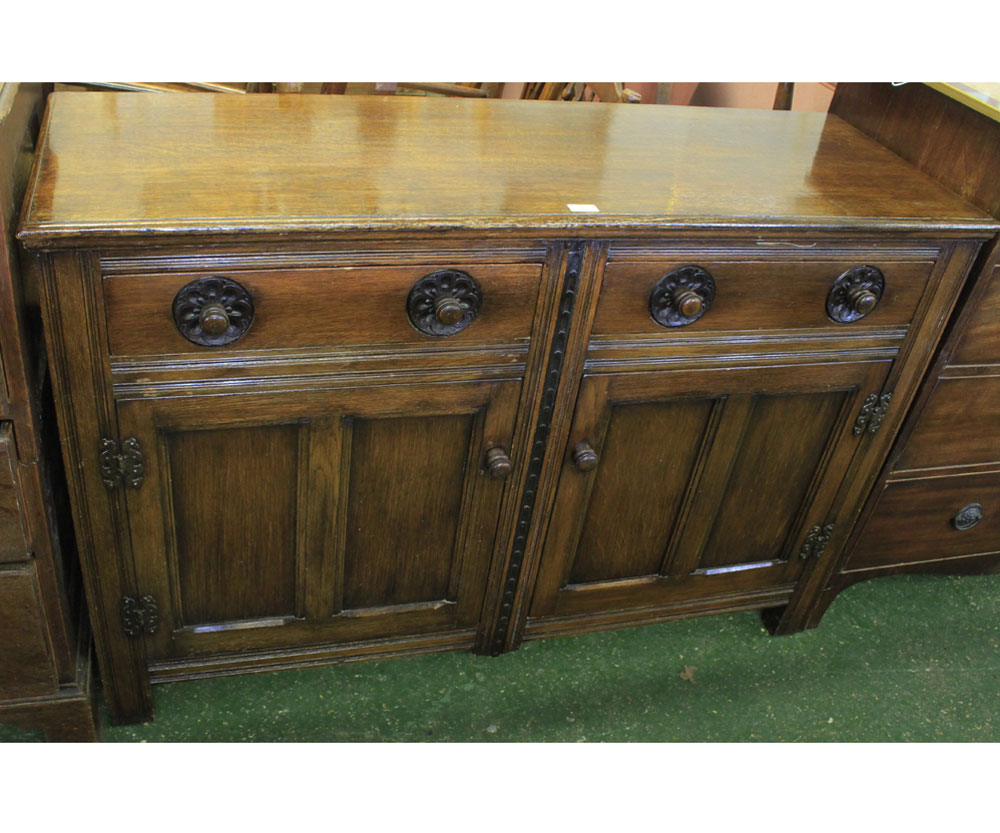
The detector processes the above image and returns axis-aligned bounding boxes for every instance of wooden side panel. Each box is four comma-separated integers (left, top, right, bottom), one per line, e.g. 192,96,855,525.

952,263,1000,365
569,399,713,583
0,565,58,699
0,425,29,564
166,424,301,626
894,375,1000,471
700,390,847,567
343,413,475,609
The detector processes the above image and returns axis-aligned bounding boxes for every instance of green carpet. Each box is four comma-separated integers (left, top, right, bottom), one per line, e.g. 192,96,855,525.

3,572,999,742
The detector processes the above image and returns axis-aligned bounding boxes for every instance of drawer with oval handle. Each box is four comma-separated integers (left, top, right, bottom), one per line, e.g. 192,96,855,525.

103,263,543,356
592,258,934,337
846,470,1000,572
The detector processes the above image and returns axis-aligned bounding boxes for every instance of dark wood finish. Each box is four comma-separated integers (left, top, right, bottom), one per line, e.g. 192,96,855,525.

104,263,540,356
846,469,1000,571
18,95,992,249
0,426,29,562
594,258,932,337
18,92,995,722
0,83,98,741
528,359,890,624
814,84,1000,626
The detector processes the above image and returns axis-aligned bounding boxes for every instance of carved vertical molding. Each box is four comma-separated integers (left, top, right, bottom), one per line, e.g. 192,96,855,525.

489,242,585,656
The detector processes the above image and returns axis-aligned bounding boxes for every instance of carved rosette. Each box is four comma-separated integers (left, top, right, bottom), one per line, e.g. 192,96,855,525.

649,265,716,328
172,276,255,347
826,266,885,324
406,269,483,336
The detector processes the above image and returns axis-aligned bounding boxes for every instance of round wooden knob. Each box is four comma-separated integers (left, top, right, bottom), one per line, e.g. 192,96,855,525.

485,447,513,480
434,296,465,326
827,266,885,324
172,276,255,347
953,503,983,531
650,266,715,328
673,288,704,318
407,270,483,337
847,285,878,316
199,303,231,336
572,441,599,472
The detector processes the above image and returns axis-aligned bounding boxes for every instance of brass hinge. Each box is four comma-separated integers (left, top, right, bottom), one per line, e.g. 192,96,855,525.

100,437,144,489
120,594,159,637
799,523,834,561
852,391,893,436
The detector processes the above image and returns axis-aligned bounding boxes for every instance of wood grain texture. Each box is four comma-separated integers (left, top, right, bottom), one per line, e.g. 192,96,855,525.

952,263,1000,365
0,426,29,562
103,263,542,356
0,83,98,740
343,413,474,609
819,85,1000,614
167,424,301,626
893,374,1000,471
847,469,1000,571
0,565,58,699
18,93,996,248
593,258,932,337
24,91,996,721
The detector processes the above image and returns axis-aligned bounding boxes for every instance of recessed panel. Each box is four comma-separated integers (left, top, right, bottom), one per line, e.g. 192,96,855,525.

167,423,300,626
699,391,846,567
343,413,474,609
0,427,29,564
570,399,715,584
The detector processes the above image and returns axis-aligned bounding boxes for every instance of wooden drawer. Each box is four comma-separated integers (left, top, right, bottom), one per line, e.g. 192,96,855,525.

895,373,1000,471
0,563,59,700
0,424,29,564
592,258,933,337
847,471,1000,571
103,263,543,356
952,262,1000,365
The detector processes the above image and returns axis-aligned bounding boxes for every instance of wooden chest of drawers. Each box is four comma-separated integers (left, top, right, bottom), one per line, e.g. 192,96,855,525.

0,84,97,740
18,93,996,724
805,83,1000,619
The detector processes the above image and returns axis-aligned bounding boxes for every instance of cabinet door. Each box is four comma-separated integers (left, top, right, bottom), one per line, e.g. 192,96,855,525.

117,379,520,661
530,360,891,621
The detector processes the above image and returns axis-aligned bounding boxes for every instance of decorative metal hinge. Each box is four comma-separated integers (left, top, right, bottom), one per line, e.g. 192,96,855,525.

853,392,893,436
100,437,144,489
120,594,159,637
799,523,834,560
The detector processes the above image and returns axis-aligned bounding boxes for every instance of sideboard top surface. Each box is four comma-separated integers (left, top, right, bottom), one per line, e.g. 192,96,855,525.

17,92,998,247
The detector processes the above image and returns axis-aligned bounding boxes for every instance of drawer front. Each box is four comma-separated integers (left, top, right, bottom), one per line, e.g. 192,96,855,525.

847,471,1000,571
592,259,933,337
0,564,58,700
0,424,30,564
895,374,1000,471
104,263,543,356
952,262,1000,365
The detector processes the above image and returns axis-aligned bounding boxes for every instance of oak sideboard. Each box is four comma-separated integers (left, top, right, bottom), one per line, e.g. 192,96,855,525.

17,92,997,724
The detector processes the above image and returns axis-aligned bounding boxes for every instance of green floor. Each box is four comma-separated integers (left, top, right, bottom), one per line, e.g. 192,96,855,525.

4,572,1000,742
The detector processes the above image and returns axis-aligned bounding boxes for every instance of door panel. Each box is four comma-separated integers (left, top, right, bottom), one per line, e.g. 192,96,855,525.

166,423,302,626
569,398,715,584
698,390,848,569
118,380,520,660
342,412,477,610
530,360,891,620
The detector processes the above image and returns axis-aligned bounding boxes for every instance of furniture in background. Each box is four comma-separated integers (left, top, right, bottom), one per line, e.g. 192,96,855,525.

18,93,994,725
0,83,98,741
801,83,1000,622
